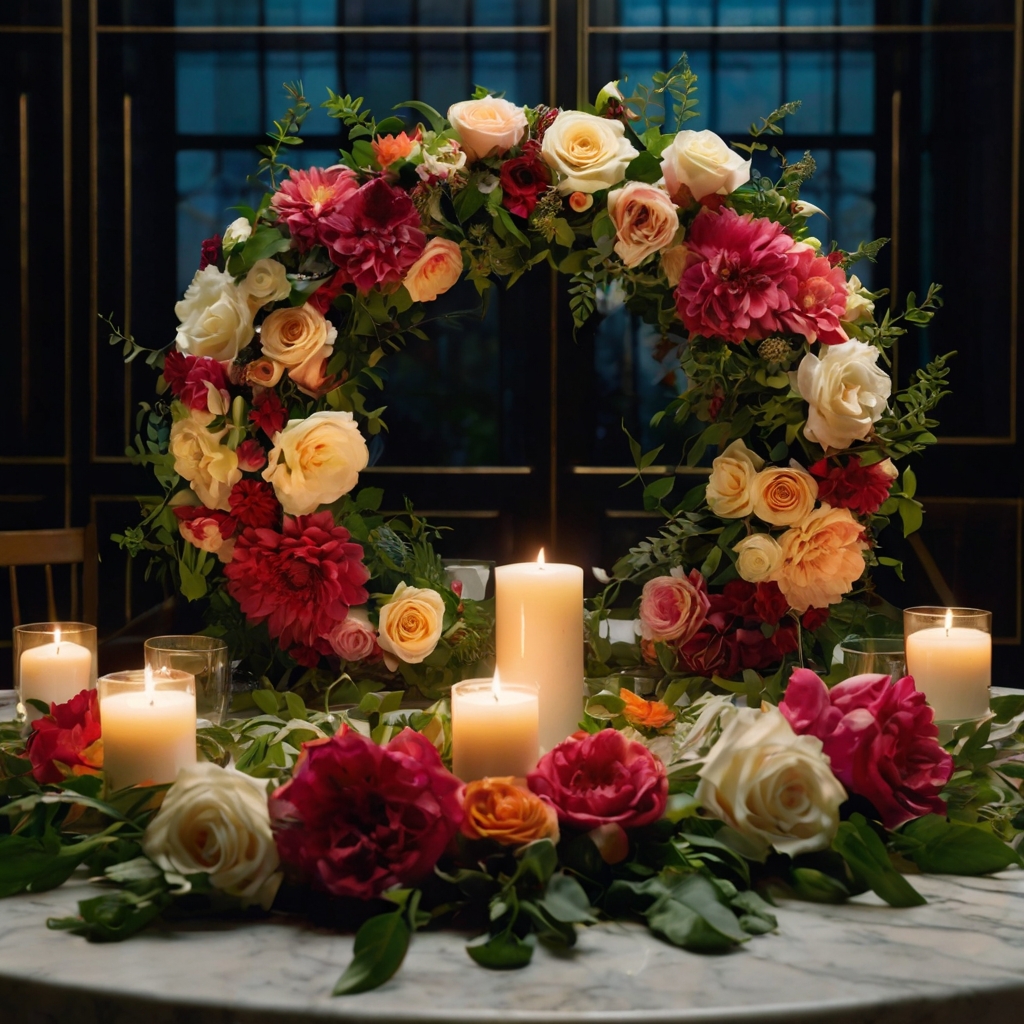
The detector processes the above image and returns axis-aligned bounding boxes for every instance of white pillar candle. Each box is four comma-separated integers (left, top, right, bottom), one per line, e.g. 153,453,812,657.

99,670,196,791
19,631,93,720
905,626,991,721
495,551,584,752
451,676,539,781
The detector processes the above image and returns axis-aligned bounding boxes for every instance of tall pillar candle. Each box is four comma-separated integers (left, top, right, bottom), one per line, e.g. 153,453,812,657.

14,623,97,721
451,677,539,781
495,553,584,752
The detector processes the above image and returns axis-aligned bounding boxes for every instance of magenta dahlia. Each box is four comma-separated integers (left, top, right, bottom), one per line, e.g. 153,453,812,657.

780,247,850,345
270,165,359,250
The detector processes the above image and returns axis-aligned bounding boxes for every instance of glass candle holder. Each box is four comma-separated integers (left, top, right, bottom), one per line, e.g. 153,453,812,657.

442,559,496,602
98,669,196,791
904,607,992,721
835,637,906,681
13,622,97,722
451,678,539,782
144,635,230,725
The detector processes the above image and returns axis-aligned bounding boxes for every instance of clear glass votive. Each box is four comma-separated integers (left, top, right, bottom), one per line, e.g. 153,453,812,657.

13,622,97,722
98,669,196,791
904,606,992,722
451,678,539,782
442,559,496,602
834,637,906,681
144,635,230,724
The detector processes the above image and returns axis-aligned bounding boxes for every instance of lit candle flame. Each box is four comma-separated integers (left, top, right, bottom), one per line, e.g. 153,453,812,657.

54,626,61,654
537,547,546,569
944,607,953,635
491,667,502,702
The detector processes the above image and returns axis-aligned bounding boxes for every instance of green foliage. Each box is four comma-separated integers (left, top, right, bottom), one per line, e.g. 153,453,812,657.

832,814,926,907
334,909,412,994
624,52,700,132
255,81,312,190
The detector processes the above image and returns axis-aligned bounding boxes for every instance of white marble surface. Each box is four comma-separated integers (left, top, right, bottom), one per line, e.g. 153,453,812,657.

2,871,1024,1024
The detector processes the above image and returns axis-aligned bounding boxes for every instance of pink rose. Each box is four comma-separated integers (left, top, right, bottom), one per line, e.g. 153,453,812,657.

173,505,236,562
779,668,954,829
269,727,463,899
607,182,680,268
447,96,527,162
527,729,667,830
638,568,710,644
326,607,381,663
235,440,266,473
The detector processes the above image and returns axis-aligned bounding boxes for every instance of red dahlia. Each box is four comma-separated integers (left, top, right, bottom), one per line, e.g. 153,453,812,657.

249,388,288,440
809,456,897,516
228,479,280,530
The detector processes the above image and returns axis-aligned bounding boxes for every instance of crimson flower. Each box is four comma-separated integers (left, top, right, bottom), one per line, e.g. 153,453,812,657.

306,270,347,315
199,234,222,270
810,456,897,517
269,727,463,899
500,144,552,218
26,689,103,785
249,388,288,440
163,354,231,413
228,479,280,530
270,165,359,250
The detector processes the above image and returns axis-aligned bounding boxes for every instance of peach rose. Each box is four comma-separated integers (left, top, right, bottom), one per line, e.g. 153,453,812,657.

376,582,446,671
461,777,560,846
619,688,676,730
447,96,527,162
660,242,697,287
706,439,764,518
638,568,709,644
772,504,868,612
569,192,594,213
245,358,284,387
607,182,680,267
752,463,819,527
402,238,463,303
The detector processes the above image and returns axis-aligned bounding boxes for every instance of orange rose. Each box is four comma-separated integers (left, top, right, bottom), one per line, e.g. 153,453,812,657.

461,777,560,846
619,688,676,730
752,464,818,527
372,131,419,168
402,238,463,303
773,504,868,612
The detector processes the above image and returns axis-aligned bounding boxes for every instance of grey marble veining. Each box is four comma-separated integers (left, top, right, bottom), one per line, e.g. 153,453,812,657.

1,871,1024,1024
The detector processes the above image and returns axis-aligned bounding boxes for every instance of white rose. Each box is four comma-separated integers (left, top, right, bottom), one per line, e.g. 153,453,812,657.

447,96,527,162
733,533,784,583
222,216,252,250
670,693,737,765
417,141,467,182
142,762,281,910
174,266,254,361
705,439,764,518
844,274,875,324
541,110,638,195
263,410,369,515
696,707,846,857
792,339,892,451
169,413,241,511
241,258,292,311
659,129,751,202
376,582,446,671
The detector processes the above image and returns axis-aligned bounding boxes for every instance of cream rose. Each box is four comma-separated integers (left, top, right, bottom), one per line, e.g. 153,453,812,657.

447,96,527,162
733,533,783,583
660,242,697,287
259,303,336,369
751,463,818,527
773,504,868,611
844,274,875,324
242,258,292,311
170,414,241,511
705,439,764,518
222,216,252,250
376,582,446,671
541,110,638,195
660,129,751,202
262,410,369,515
174,266,254,361
403,238,463,302
696,707,846,857
142,762,282,910
793,339,892,451
607,182,680,267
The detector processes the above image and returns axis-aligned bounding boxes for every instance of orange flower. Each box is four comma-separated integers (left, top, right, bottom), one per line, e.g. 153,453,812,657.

619,688,676,730
372,131,418,168
461,777,559,846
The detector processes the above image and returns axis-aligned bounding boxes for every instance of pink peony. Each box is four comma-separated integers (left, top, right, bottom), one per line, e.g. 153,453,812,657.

224,511,369,661
163,352,231,414
326,607,381,663
638,569,709,644
527,729,667,830
780,247,850,346
270,165,359,250
779,668,954,828
675,207,800,345
174,505,236,561
269,727,463,899
319,177,426,293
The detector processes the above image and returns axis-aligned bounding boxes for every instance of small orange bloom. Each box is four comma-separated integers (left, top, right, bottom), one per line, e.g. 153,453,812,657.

461,777,560,846
372,131,418,168
619,687,676,730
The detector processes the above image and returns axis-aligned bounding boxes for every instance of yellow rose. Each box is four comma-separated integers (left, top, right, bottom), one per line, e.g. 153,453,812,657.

706,439,764,518
447,96,527,162
461,777,560,846
607,182,680,268
540,110,638,194
402,238,464,303
752,463,819,527
169,413,240,511
241,258,292,312
733,533,784,583
376,582,446,671
262,410,369,515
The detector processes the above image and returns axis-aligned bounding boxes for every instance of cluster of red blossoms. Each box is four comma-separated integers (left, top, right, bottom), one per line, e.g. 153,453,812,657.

809,456,896,517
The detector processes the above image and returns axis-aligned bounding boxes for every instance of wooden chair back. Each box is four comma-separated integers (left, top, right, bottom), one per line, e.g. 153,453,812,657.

0,525,98,626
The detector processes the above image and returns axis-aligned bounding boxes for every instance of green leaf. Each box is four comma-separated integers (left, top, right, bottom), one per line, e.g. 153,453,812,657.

466,930,535,970
397,100,446,133
788,867,850,903
511,839,558,886
284,692,307,722
47,887,172,943
333,911,411,995
624,151,662,183
898,498,924,536
896,816,1020,875
540,873,597,924
250,690,280,716
832,814,926,907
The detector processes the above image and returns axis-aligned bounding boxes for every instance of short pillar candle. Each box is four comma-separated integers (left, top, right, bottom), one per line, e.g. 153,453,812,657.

14,622,97,722
451,676,539,781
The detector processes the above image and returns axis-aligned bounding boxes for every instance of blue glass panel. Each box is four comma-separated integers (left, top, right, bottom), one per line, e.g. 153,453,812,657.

342,44,416,113
666,1,714,27
176,0,261,26
839,0,874,23
718,0,780,27
786,51,834,132
473,0,545,25
340,0,414,25
176,51,262,134
264,0,338,25
473,49,544,103
264,51,342,136
783,1,837,26
622,2,664,26
838,49,873,134
717,50,781,133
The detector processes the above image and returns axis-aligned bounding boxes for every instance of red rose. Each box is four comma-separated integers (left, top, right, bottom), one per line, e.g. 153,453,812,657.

235,439,266,473
779,668,954,828
224,511,369,661
753,581,789,626
269,727,463,899
810,456,898,517
679,626,732,677
178,356,231,414
319,178,426,293
199,233,222,270
228,479,280,530
527,729,667,830
163,350,191,394
500,146,552,219
26,689,103,785
249,388,288,440
801,606,831,631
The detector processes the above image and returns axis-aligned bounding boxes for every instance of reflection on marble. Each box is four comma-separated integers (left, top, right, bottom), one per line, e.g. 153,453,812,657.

1,871,1024,1023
